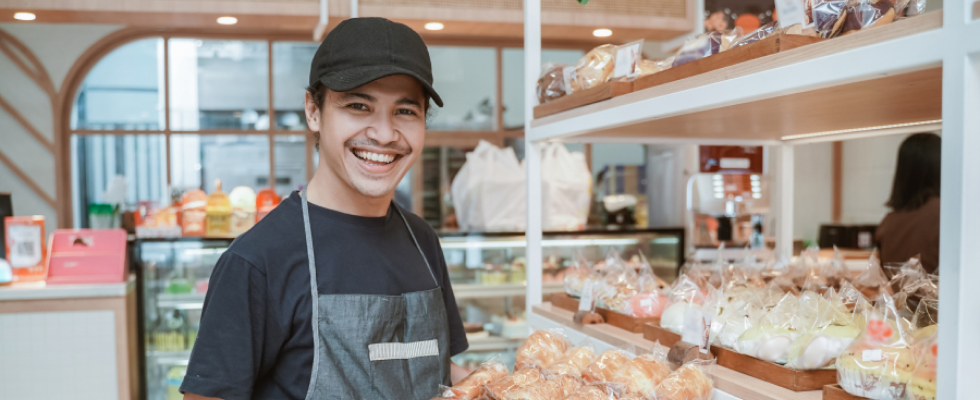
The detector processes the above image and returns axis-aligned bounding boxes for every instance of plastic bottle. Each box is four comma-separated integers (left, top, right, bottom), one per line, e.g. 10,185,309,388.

255,188,281,222
205,179,231,237
229,186,256,236
180,190,207,237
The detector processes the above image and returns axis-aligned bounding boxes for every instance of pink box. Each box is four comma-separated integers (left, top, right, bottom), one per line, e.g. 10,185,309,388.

46,229,128,285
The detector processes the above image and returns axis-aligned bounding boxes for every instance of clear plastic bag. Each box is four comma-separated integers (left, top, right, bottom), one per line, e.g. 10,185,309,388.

565,253,596,297
596,250,639,313
671,28,743,68
570,45,617,92
836,0,896,37
734,292,803,363
906,330,937,400
853,252,890,299
608,347,672,398
536,63,569,104
732,21,778,47
484,368,545,400
581,349,633,383
442,359,510,399
501,373,583,400
835,294,916,400
785,289,862,370
653,360,715,400
514,329,571,371
545,340,598,377
564,384,618,400
661,275,707,334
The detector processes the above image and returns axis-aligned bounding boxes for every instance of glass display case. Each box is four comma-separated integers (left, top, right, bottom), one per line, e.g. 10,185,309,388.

132,228,684,396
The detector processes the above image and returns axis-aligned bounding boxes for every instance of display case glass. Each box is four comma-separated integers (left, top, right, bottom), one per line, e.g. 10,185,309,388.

133,228,684,394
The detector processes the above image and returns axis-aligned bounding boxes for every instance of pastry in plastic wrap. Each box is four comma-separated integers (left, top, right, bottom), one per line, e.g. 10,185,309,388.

515,330,570,371
581,350,631,383
671,28,741,68
733,292,804,363
835,296,916,400
570,45,616,92
732,21,778,47
537,63,568,104
484,368,545,400
564,385,616,400
609,354,672,398
445,361,509,399
654,363,714,400
501,373,582,400
546,346,597,377
625,291,668,318
836,0,896,37
907,332,937,400
811,0,848,37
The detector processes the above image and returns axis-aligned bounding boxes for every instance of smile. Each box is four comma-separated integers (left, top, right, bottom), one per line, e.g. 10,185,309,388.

353,149,398,165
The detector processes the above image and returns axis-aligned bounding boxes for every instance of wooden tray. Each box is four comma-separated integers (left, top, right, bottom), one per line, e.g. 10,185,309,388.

549,293,659,333
642,322,837,391
823,384,868,400
533,81,633,119
634,33,826,92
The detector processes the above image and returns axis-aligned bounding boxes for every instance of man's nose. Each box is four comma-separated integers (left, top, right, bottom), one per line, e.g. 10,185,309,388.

365,113,398,145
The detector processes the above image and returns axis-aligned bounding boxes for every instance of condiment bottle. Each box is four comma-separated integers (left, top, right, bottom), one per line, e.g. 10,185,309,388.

255,188,281,222
180,190,207,237
205,179,231,237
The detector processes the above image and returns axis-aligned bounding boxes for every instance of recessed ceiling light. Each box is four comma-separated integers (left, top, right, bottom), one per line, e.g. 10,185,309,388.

593,29,612,37
424,22,444,31
217,16,238,25
14,12,36,21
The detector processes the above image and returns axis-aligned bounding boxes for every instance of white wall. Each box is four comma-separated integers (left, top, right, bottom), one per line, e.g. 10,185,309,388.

840,134,907,224
0,23,122,233
793,142,834,242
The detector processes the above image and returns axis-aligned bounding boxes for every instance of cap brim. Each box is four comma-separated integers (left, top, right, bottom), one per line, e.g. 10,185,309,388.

319,65,444,108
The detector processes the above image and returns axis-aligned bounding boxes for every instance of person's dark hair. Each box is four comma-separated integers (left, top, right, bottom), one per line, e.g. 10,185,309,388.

886,132,941,212
306,82,433,151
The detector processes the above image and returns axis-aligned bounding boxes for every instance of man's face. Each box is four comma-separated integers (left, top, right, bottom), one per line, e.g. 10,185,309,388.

305,75,426,199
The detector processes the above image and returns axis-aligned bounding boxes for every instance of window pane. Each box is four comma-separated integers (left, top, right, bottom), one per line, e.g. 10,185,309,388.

502,49,584,130
273,42,317,131
170,135,270,193
274,135,307,197
72,38,163,130
428,47,495,131
71,134,168,227
169,39,270,131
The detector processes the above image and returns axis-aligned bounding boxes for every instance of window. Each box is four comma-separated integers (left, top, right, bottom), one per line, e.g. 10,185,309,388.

273,42,318,130
502,48,584,130
72,38,163,131
427,46,496,131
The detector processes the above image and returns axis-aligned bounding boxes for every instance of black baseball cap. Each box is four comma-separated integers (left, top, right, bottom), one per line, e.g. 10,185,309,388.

309,18,443,107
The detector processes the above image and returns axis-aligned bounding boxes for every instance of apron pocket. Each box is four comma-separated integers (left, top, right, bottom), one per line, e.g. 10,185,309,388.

368,339,439,361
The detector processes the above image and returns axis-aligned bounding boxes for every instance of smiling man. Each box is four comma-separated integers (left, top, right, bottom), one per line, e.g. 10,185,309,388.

181,18,469,400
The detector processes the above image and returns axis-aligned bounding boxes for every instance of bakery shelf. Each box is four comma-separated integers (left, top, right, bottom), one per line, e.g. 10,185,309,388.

528,11,949,145
452,282,564,299
530,303,823,400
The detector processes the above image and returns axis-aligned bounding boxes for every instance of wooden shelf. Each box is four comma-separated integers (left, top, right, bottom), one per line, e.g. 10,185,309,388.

529,11,943,144
532,303,823,400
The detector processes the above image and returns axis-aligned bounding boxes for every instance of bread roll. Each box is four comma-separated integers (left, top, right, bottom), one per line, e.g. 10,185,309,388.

501,374,582,400
547,346,597,377
581,350,631,383
448,362,509,399
485,368,544,400
515,330,569,371
564,385,615,400
654,363,714,400
571,45,616,92
609,354,672,398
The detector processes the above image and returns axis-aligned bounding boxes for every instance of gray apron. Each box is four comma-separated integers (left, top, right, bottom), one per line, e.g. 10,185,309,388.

300,190,451,400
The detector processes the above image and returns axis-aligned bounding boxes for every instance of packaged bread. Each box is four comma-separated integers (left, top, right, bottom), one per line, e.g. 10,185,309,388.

537,63,568,104
564,384,617,400
515,330,570,371
671,28,742,68
907,331,937,400
581,350,631,383
546,345,597,377
835,295,916,400
444,361,509,399
501,374,582,400
836,0,895,37
609,354,672,398
484,368,545,400
653,362,714,400
732,21,778,47
570,45,616,92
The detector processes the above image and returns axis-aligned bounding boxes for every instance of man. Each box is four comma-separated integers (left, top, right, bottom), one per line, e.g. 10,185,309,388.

182,18,469,400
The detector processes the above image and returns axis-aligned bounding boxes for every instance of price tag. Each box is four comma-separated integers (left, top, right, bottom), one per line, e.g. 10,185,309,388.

578,281,596,312
681,308,713,354
862,349,883,362
774,0,806,29
8,224,42,268
613,40,644,79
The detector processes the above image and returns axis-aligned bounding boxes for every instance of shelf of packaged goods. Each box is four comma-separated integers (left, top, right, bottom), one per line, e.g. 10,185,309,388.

528,303,822,400
452,282,564,299
528,11,952,146
465,336,527,352
147,350,192,366
156,293,206,310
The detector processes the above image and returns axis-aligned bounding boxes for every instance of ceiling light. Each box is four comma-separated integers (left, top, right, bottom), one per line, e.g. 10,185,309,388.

217,16,238,25
425,22,444,31
593,29,612,37
14,12,35,21
750,175,760,181
714,193,724,199
752,187,761,193
753,193,762,199
714,187,724,192
713,180,723,187
751,180,761,187
713,174,723,180
735,196,743,202
781,119,941,141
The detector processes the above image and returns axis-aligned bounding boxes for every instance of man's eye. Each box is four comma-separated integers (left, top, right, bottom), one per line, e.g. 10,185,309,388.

347,103,369,111
396,109,418,116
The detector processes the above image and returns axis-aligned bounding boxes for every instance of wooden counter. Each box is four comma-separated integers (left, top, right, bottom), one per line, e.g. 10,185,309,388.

532,302,823,400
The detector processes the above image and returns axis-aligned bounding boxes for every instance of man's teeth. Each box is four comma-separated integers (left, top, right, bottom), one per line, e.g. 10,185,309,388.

355,151,395,164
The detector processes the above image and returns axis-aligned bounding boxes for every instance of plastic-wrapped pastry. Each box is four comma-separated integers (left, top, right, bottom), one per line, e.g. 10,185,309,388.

625,291,668,318
564,256,595,297
564,385,617,400
445,361,509,399
732,21,778,47
581,350,631,383
515,330,570,371
654,363,714,400
907,331,937,400
734,293,804,363
570,45,616,92
546,346,597,377
836,0,896,36
835,295,916,400
609,354,672,398
484,369,545,400
537,63,568,104
502,374,582,400
672,28,742,68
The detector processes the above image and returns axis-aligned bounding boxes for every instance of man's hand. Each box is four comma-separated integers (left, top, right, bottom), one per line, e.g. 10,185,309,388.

450,361,472,385
184,394,222,400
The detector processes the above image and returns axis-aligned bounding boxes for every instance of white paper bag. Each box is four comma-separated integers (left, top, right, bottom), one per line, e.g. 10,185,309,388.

540,143,592,231
451,141,526,231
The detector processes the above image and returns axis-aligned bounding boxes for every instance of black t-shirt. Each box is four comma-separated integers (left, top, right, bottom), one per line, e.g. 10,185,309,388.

180,192,468,400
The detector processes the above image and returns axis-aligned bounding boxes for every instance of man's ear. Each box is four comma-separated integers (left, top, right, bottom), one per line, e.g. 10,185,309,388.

304,91,321,132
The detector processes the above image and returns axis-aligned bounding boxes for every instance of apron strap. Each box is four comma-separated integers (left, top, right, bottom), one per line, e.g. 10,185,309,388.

392,203,440,288
300,189,321,400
